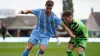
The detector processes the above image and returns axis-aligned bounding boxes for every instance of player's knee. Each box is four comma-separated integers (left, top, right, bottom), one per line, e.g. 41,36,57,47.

26,47,32,51
26,45,33,51
39,47,45,54
26,42,33,51
40,45,46,52
40,47,45,52
78,46,85,53
78,52,85,56
66,49,73,53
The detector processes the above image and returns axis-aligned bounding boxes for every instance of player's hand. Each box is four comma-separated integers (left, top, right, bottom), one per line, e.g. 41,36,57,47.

57,41,61,46
56,34,61,37
70,31,76,38
19,10,24,14
56,26,59,31
71,35,76,39
56,38,61,46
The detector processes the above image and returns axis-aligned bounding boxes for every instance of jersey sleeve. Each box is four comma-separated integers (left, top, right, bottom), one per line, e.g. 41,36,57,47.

31,9,41,17
54,16,63,26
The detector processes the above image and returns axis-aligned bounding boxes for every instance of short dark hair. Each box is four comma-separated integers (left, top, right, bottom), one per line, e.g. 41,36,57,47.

46,0,54,7
62,10,72,17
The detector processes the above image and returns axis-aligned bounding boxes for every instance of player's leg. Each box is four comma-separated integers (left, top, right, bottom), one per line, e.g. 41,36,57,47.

67,43,76,56
23,34,38,56
67,38,76,56
36,36,49,56
77,40,87,56
36,44,47,56
23,42,34,56
77,46,85,56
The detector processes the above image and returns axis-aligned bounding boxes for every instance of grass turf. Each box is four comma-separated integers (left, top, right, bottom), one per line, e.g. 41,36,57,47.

0,42,100,56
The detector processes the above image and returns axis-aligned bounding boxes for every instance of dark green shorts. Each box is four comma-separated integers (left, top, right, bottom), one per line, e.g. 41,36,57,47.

69,38,87,49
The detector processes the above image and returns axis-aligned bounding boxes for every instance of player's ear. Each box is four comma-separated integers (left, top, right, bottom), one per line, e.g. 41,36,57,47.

45,4,47,8
45,3,47,7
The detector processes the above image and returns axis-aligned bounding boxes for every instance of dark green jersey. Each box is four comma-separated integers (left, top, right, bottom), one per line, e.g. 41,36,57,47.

63,19,88,39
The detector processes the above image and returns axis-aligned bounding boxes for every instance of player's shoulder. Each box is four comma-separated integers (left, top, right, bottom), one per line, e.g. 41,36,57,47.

53,14,60,19
73,18,80,22
73,18,82,23
73,18,85,26
50,11,61,20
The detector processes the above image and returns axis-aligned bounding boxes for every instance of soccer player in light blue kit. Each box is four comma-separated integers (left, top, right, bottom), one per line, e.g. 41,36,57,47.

19,0,75,56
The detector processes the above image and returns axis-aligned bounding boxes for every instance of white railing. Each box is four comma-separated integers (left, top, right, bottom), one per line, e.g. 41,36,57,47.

0,37,100,42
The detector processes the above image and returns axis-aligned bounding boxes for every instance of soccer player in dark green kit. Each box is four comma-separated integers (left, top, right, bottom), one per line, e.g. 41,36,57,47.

56,10,88,56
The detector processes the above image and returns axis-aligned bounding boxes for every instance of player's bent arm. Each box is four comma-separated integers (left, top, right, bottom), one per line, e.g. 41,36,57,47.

55,34,61,38
56,34,70,37
56,27,65,32
19,10,32,14
60,23,76,38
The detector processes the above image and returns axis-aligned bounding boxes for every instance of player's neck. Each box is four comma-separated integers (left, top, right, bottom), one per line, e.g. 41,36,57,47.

69,18,73,24
45,11,51,18
68,20,73,24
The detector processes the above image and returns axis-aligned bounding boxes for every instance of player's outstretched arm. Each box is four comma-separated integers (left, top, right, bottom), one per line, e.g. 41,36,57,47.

60,23,76,38
19,10,32,14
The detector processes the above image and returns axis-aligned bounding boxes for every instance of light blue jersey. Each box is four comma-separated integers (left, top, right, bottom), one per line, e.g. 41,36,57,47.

32,9,62,36
28,9,62,46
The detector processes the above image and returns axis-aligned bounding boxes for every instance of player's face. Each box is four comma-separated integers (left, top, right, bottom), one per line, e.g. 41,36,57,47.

45,4,53,12
64,16,73,23
46,6,52,12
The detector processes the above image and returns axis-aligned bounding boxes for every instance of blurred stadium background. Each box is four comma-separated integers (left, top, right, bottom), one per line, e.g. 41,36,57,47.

0,0,100,56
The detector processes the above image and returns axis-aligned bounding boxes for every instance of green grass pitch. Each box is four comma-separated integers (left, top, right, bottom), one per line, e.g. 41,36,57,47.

0,42,100,56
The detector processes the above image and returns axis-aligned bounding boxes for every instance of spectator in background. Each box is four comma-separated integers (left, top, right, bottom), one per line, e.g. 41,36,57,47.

1,23,7,40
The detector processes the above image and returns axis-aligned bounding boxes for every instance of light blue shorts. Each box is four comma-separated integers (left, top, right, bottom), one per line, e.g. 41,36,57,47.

28,31,50,47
